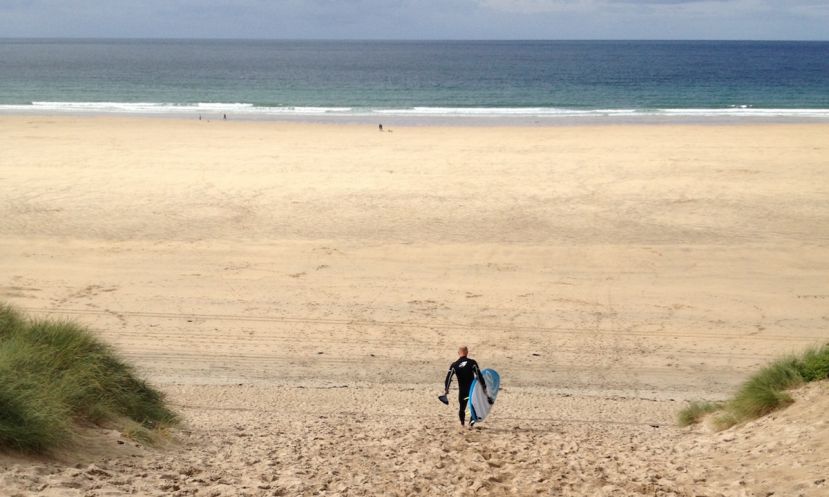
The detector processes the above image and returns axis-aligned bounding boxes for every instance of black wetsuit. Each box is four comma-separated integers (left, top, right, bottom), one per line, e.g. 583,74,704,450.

444,356,487,425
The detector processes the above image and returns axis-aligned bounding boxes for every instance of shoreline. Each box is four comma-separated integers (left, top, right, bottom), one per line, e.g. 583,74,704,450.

3,108,829,127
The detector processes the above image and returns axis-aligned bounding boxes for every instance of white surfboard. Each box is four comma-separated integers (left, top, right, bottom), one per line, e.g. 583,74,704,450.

468,368,500,423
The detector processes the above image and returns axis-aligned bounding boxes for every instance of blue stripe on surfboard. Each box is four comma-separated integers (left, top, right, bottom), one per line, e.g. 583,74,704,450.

468,368,500,423
468,378,479,421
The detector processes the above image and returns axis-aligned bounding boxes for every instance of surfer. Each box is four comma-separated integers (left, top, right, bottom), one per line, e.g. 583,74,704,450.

443,346,493,427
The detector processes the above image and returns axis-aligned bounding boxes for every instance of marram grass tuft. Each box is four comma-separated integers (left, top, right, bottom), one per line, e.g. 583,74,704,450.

678,344,829,431
0,303,178,453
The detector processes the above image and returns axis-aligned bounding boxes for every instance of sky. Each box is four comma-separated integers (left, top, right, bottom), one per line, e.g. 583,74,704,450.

0,0,828,40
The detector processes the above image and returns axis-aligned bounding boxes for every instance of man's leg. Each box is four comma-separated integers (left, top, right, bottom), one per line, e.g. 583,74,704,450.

458,388,469,425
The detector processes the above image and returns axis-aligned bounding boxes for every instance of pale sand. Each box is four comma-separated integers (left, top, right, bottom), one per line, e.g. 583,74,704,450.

0,116,827,496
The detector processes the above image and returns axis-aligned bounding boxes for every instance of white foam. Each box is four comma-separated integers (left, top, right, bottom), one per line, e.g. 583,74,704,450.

31,101,185,113
2,102,828,120
371,107,640,116
193,103,255,111
657,108,829,117
16,102,353,115
289,107,353,114
370,107,829,118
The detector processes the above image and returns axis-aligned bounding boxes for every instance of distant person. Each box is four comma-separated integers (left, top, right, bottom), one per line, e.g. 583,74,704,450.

442,346,492,427
378,123,383,131
199,114,202,121
223,113,227,120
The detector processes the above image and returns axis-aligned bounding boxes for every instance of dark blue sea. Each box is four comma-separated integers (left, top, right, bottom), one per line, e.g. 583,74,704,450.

1,39,828,121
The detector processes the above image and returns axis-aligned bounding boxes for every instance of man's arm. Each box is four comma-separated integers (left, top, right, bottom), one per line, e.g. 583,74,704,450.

444,365,455,393
472,362,488,391
472,362,493,403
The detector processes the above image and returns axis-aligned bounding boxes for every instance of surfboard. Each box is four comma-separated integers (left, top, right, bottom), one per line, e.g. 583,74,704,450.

468,368,500,423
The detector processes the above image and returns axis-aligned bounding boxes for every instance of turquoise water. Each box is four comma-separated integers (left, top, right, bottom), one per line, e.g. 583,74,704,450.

1,39,828,120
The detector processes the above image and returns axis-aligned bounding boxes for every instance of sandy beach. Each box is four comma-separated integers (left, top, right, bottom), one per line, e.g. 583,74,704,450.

1,116,828,496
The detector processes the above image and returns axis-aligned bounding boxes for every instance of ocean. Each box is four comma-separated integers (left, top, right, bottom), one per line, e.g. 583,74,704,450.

1,39,828,122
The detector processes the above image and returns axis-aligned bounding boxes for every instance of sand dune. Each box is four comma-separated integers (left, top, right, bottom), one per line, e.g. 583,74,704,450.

1,117,827,496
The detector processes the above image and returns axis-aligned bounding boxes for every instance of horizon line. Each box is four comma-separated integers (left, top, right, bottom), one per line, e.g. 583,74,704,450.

1,37,828,43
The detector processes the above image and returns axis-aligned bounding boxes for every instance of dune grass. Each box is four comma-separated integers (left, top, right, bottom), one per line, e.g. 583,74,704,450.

0,303,178,453
677,401,723,427
678,344,829,430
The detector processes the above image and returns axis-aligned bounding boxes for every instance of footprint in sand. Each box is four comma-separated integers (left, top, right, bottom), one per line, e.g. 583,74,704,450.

54,284,119,306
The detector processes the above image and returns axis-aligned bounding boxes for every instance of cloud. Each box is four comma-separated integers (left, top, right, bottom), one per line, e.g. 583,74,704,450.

479,0,829,13
480,0,739,13
0,0,826,39
609,0,730,3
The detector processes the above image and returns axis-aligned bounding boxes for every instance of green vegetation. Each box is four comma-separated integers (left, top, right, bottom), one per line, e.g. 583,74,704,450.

710,411,739,432
798,345,829,382
0,303,178,453
679,344,829,430
677,401,723,427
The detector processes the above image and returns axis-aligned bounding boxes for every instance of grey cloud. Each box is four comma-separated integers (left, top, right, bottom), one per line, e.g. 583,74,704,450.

0,0,826,39
608,0,731,3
